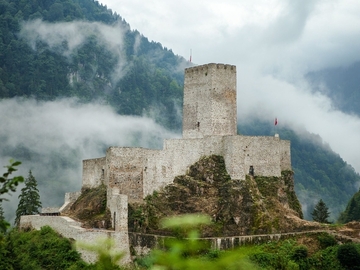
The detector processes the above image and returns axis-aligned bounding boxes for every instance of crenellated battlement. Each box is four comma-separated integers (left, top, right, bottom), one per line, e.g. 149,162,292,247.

185,63,236,73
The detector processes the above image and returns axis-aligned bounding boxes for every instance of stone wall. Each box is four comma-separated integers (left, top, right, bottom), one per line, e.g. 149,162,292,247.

82,157,105,188
129,231,327,256
80,134,290,201
223,135,284,179
142,149,170,197
107,189,128,232
280,139,291,171
59,191,81,213
183,63,237,139
105,147,147,203
19,215,131,264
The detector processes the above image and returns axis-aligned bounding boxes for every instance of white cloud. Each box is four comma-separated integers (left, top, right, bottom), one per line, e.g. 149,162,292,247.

101,0,360,175
0,98,178,221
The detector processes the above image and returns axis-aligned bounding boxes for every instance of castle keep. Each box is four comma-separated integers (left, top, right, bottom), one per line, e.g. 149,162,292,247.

20,63,291,263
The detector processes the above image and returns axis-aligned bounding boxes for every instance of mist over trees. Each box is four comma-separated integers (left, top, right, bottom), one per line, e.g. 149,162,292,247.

0,0,187,131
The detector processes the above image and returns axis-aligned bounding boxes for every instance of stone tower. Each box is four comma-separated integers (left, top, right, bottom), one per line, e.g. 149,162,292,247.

182,63,237,139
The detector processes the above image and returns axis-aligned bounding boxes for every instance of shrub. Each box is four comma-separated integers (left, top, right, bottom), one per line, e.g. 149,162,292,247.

337,243,360,270
318,233,338,249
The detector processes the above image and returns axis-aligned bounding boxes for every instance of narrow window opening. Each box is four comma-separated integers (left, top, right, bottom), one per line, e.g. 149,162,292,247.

113,212,116,230
249,166,254,176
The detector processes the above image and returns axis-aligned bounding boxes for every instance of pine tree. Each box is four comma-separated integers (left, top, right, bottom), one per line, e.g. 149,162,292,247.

14,170,42,227
311,199,330,223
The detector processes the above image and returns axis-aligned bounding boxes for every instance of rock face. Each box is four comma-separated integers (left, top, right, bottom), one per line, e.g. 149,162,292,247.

129,155,310,237
63,184,112,229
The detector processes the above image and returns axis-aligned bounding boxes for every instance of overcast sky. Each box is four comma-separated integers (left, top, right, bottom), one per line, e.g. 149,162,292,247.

100,0,360,174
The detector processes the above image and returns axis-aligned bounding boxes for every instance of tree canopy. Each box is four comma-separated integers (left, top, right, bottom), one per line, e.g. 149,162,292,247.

14,170,42,227
338,189,360,223
311,199,330,223
0,160,24,233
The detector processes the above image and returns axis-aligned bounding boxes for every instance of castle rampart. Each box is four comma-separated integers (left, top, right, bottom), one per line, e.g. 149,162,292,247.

82,157,105,188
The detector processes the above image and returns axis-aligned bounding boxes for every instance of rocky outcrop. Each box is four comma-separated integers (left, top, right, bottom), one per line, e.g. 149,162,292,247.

129,155,318,236
63,184,112,229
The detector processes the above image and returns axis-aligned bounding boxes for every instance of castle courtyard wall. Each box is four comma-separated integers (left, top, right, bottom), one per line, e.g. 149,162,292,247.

224,136,283,179
142,149,171,197
105,147,146,203
82,157,106,188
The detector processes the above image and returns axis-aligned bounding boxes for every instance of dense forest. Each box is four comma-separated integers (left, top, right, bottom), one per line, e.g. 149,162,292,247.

0,0,359,224
0,0,187,131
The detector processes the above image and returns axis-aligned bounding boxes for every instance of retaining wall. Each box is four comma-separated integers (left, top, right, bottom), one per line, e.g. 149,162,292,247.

20,215,131,264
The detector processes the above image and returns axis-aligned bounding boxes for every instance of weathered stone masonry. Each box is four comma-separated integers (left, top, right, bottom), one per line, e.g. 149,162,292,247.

20,63,291,263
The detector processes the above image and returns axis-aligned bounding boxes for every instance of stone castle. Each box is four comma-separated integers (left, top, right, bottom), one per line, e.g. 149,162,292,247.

83,63,290,201
20,63,291,263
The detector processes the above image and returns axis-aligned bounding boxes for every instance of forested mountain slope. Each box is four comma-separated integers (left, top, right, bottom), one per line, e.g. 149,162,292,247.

0,0,188,130
1,0,359,222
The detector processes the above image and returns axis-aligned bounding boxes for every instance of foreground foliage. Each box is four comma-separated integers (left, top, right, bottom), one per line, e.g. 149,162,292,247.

1,226,85,269
135,214,259,270
1,215,360,269
0,160,24,233
134,215,360,270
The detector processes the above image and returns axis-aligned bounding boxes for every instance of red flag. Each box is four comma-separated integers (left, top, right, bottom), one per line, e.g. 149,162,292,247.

274,118,278,126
